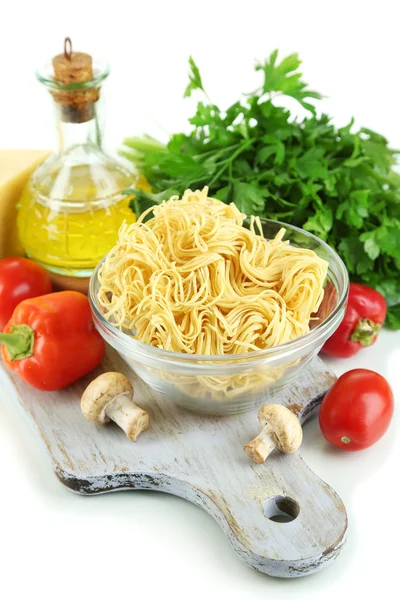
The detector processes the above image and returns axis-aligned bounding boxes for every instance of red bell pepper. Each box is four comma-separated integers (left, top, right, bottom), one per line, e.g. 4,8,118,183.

322,283,386,358
0,291,105,390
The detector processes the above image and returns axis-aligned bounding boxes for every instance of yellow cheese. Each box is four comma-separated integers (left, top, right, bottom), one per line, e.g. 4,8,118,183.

0,149,50,258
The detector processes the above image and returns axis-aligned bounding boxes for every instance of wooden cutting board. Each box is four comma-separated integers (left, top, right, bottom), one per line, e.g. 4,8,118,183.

1,347,347,578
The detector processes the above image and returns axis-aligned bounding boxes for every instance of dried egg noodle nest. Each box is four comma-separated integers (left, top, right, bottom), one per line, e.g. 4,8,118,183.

98,188,328,400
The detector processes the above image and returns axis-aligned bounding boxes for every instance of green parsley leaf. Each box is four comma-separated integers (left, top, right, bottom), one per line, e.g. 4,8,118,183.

386,305,400,329
184,56,206,98
231,182,266,215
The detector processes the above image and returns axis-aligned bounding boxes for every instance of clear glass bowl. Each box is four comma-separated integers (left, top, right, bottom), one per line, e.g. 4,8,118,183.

89,219,349,415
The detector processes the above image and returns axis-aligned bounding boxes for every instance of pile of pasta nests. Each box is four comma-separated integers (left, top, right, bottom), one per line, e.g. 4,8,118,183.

98,188,328,357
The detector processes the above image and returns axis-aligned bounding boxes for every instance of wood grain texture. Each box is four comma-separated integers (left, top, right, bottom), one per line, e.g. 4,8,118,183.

1,347,347,578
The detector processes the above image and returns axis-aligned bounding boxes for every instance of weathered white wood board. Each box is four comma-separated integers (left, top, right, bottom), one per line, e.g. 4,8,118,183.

1,347,347,578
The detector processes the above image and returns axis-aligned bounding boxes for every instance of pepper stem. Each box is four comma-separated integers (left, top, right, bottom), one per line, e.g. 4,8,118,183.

0,324,35,361
350,318,381,347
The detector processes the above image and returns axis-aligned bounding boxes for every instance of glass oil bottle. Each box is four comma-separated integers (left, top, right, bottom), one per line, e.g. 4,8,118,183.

17,39,138,283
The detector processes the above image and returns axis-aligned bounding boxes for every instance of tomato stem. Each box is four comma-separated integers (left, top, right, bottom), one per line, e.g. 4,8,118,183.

341,436,351,444
0,324,34,361
350,318,381,347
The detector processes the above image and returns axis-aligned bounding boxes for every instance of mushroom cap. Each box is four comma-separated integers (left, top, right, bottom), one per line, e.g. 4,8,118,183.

258,404,302,453
81,372,133,424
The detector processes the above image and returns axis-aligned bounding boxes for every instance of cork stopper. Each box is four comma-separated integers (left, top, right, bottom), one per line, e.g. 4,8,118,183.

51,38,100,123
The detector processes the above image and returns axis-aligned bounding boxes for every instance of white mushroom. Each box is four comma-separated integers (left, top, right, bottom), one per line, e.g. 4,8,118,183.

81,372,150,442
244,404,302,464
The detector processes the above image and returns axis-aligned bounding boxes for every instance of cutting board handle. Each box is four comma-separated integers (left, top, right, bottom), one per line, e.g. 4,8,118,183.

156,445,347,579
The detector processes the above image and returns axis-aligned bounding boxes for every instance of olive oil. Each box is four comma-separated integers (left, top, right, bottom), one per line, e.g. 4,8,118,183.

17,39,140,279
18,164,136,276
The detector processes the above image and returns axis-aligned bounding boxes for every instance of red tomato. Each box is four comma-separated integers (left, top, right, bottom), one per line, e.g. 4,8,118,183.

319,369,394,451
0,257,52,331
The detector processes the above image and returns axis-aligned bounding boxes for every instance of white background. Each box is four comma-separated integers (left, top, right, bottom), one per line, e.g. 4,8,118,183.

1,1,399,598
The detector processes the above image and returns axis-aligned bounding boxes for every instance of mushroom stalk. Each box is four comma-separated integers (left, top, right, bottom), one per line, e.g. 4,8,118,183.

244,423,277,464
104,392,149,442
244,404,303,464
81,372,150,442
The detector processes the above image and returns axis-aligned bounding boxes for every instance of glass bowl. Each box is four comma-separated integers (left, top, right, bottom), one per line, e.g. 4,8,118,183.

89,219,349,415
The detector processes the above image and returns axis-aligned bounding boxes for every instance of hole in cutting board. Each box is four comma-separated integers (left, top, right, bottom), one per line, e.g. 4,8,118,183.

264,495,299,523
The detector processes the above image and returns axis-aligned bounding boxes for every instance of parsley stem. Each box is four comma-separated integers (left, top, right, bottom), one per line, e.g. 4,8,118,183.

228,160,233,182
194,143,241,161
208,139,255,187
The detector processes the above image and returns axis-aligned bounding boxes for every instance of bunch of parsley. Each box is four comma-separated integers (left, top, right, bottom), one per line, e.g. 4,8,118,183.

121,51,400,328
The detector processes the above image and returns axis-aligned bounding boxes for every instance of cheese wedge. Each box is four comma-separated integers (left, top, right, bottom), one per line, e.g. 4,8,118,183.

0,149,50,258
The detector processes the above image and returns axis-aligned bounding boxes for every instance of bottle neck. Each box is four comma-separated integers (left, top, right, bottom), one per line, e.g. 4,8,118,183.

38,59,110,153
52,93,104,152
56,115,102,151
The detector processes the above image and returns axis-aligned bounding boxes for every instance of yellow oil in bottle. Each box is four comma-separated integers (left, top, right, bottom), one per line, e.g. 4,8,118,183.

17,165,137,276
